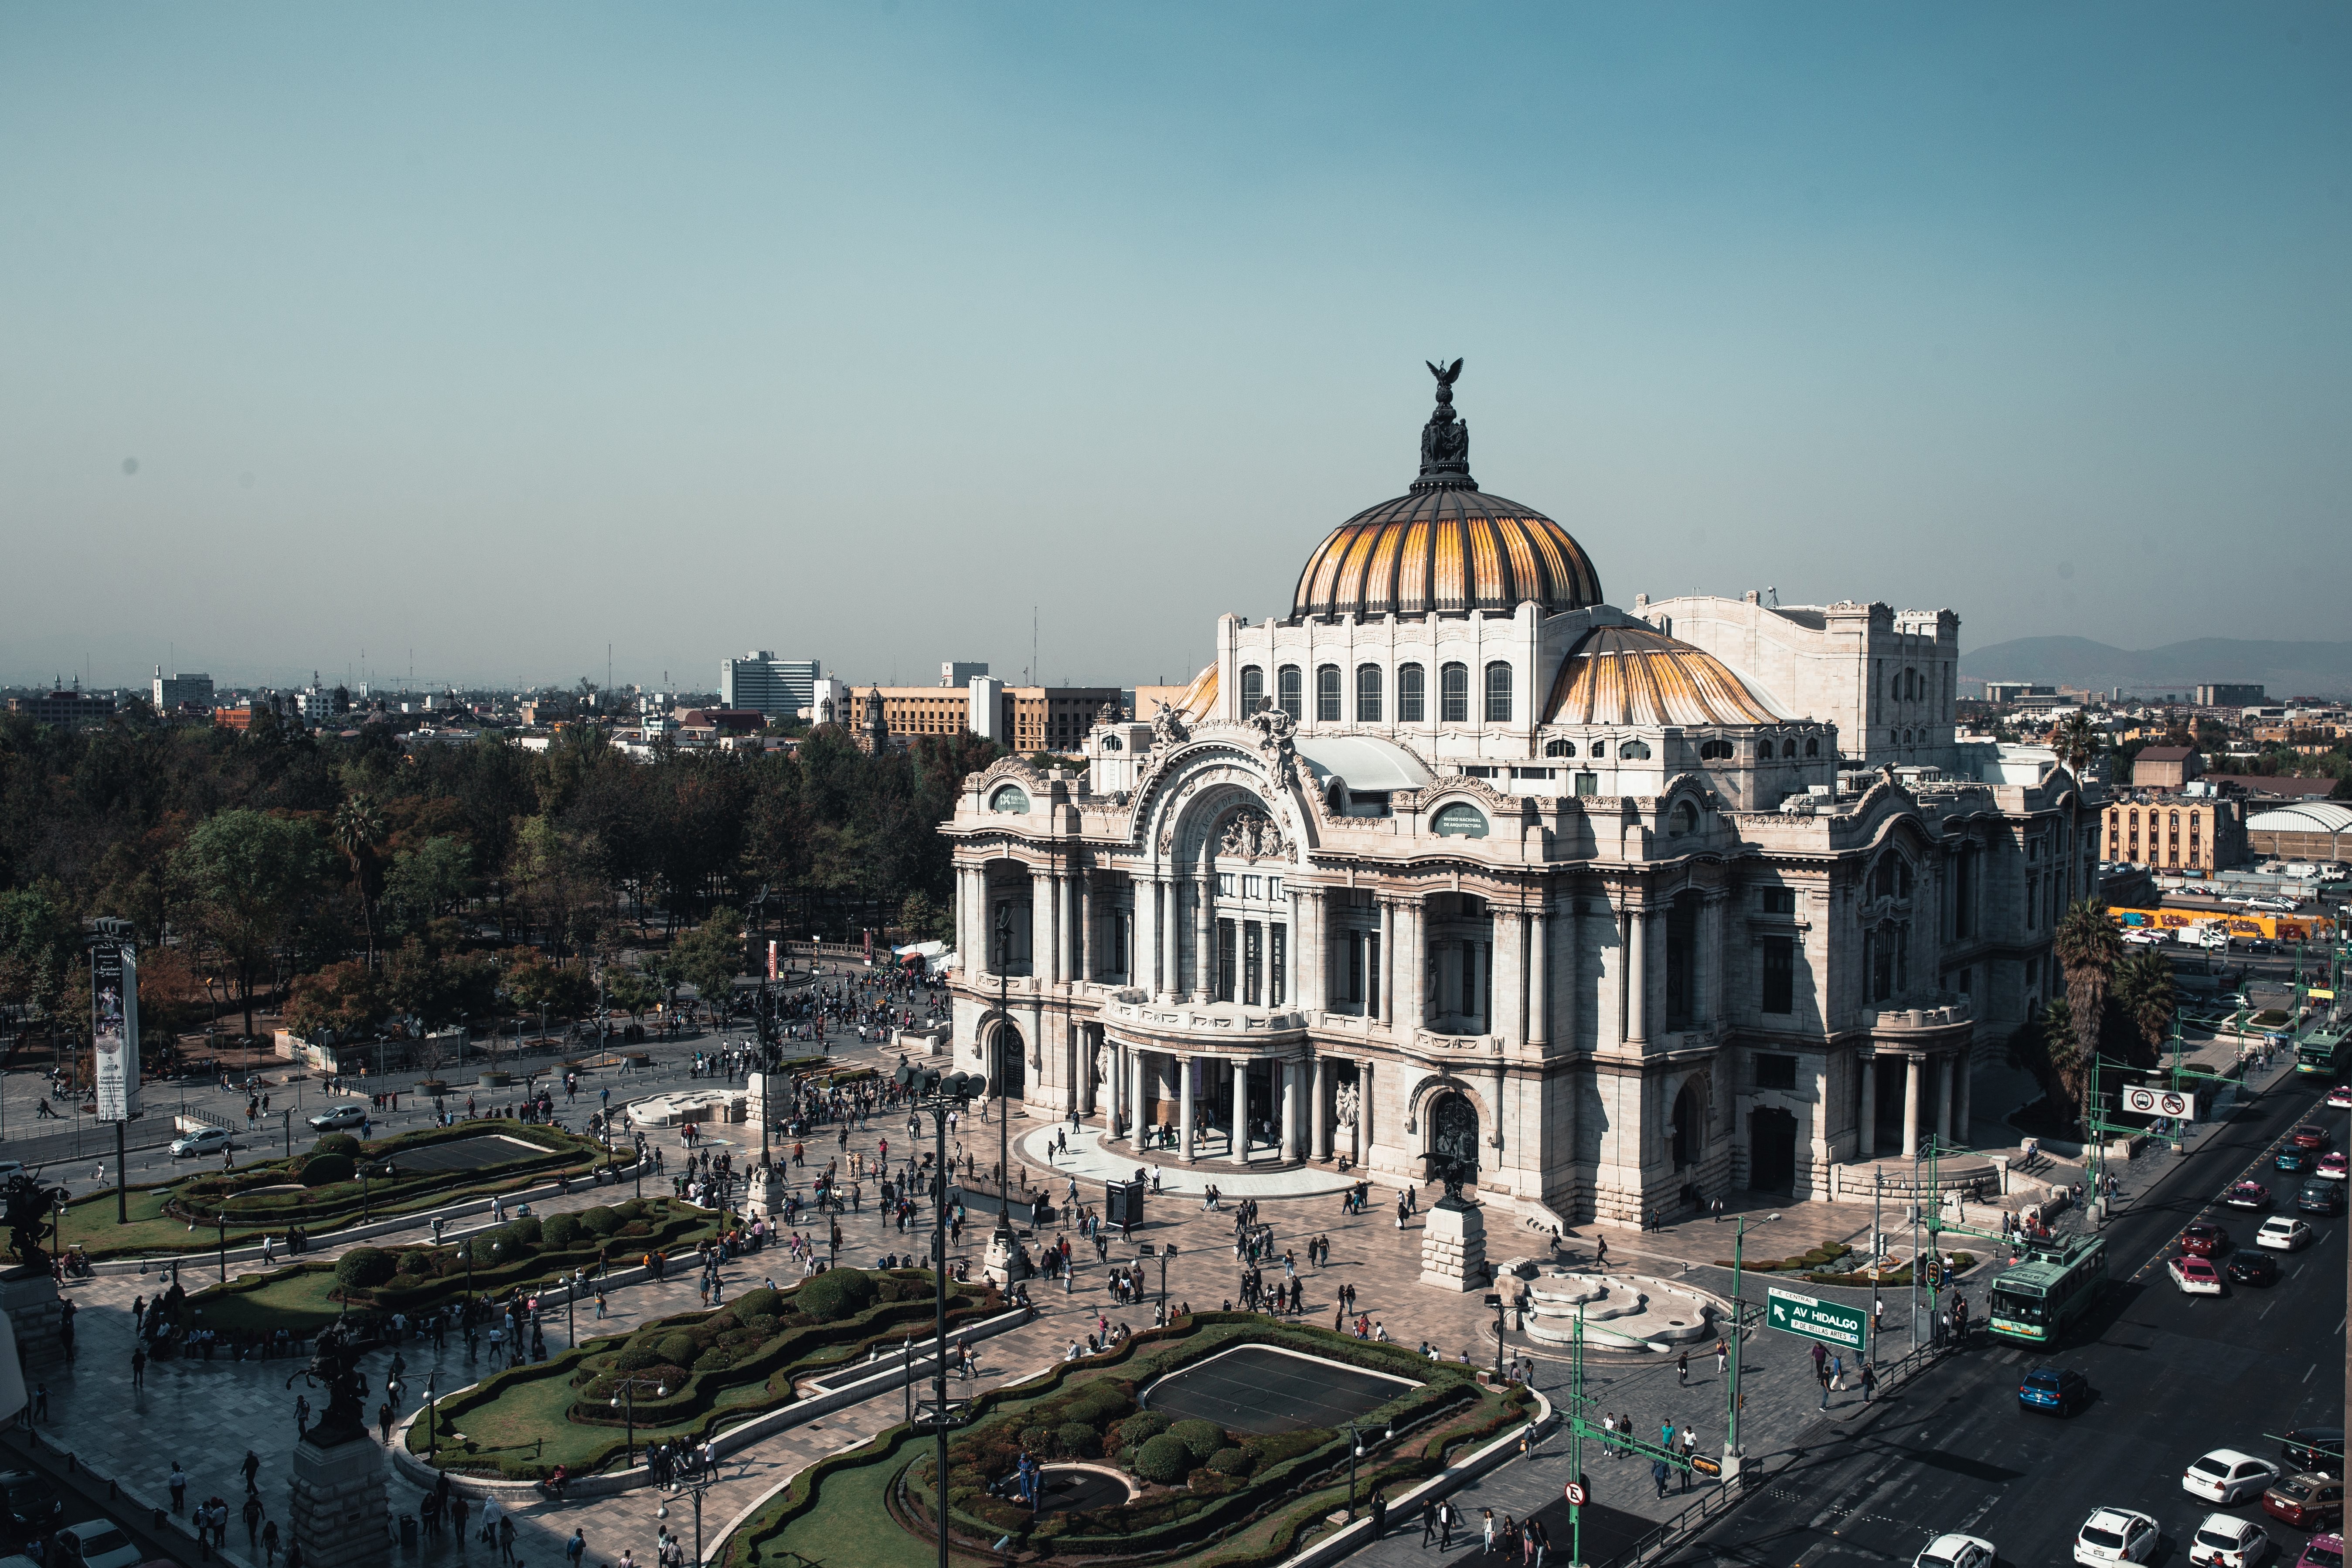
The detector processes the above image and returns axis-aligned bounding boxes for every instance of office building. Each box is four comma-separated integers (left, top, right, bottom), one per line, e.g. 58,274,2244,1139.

152,669,215,711
720,652,820,720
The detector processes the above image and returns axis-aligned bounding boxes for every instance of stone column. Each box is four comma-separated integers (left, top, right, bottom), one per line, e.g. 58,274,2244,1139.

1311,1055,1331,1161
1105,1038,1122,1137
1132,1048,1150,1144
1179,1058,1197,1161
1193,855,1216,1002
1280,1061,1300,1160
1031,869,1055,983
1952,1043,1973,1147
1378,899,1395,1022
1400,901,1423,1033
1902,1054,1923,1160
1702,893,1726,1024
1352,1060,1371,1163
1079,1027,1097,1118
1561,896,1582,1050
1935,1052,1954,1146
1858,1054,1878,1159
1528,908,1549,1049
1071,874,1087,982
1235,1058,1251,1162
1162,874,1182,1001
1626,906,1648,1046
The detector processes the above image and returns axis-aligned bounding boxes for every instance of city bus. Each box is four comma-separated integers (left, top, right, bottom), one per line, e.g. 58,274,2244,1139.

2296,1029,2350,1078
1987,1235,2108,1346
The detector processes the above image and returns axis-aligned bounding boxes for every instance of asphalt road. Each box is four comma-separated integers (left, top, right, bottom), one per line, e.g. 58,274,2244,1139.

1664,1073,2349,1568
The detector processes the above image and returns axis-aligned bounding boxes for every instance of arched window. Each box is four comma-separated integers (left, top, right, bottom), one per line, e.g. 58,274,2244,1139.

989,784,1031,813
1670,800,1698,835
1870,853,1914,900
1432,802,1488,838
1100,735,1122,752
1277,665,1302,721
1484,661,1513,722
1904,667,1918,700
1590,740,1608,760
1316,664,1342,721
1356,663,1383,723
1239,666,1264,715
1805,738,1820,756
1781,738,1797,758
1440,663,1469,723
1699,739,1733,761
1397,663,1426,723
1620,739,1652,761
1545,739,1575,758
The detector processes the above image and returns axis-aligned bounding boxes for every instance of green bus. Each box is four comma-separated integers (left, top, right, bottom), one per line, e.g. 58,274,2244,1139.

1987,1235,2107,1346
2295,1029,2349,1077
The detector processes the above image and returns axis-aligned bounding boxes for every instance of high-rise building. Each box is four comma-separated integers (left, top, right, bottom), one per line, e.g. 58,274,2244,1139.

153,668,216,711
942,661,988,686
720,652,820,719
2195,683,2264,707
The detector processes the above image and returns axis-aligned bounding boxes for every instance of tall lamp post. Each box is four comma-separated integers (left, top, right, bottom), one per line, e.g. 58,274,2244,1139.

658,1476,711,1568
609,1377,668,1469
893,1060,986,1568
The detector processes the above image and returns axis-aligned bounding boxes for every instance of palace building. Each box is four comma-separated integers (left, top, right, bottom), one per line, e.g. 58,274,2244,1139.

944,367,2098,1233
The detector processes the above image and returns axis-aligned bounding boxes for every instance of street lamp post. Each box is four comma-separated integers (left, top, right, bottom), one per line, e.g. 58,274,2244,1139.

1138,1241,1178,1318
893,1059,986,1568
657,1477,711,1568
1725,1211,1774,1481
424,1371,439,1461
609,1377,668,1469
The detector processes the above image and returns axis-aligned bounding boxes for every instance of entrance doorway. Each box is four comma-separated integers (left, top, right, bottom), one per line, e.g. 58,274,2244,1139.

1747,1107,1797,1193
989,1022,1025,1101
1429,1091,1480,1181
1670,1083,1702,1169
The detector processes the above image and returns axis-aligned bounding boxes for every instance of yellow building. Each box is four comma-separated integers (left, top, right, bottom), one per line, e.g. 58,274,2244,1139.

2100,796,2246,872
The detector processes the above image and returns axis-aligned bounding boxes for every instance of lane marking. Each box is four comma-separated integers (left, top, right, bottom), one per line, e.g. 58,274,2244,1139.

2304,1364,2317,1383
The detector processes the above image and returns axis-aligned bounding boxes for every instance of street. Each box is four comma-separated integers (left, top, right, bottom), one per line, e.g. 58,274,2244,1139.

1661,1071,2348,1568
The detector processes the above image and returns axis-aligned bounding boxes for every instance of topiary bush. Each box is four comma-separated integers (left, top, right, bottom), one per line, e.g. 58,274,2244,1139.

616,1344,670,1372
579,1205,622,1237
796,1268,878,1323
657,1332,700,1367
397,1250,434,1276
302,1153,356,1187
1116,1411,1171,1453
541,1212,582,1250
1207,1446,1251,1476
1133,1432,1193,1486
336,1247,397,1289
1169,1418,1225,1463
732,1286,781,1319
1054,1422,1099,1459
312,1133,363,1158
507,1215,543,1246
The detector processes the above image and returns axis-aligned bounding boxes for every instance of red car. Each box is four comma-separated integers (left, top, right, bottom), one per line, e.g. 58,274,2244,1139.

2180,1221,2231,1257
2264,1473,2344,1531
2291,1124,2332,1150
2325,1085,2352,1109
2222,1181,2272,1211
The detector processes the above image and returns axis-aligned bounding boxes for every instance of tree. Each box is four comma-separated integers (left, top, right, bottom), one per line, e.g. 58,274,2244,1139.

0,888,75,1051
2052,898,2124,1129
602,966,659,1023
170,810,330,1038
381,836,472,938
507,815,609,962
285,959,386,1041
2050,711,2105,780
672,906,744,1017
2111,947,2176,1071
331,792,389,968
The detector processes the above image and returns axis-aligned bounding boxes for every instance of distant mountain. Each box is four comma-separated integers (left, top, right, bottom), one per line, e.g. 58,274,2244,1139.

1959,636,2352,700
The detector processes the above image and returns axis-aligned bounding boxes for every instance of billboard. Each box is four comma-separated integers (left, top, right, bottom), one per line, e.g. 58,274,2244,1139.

91,941,141,1122
2107,906,2334,943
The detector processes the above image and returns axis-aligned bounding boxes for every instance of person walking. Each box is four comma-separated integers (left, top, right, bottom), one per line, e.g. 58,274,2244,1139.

1420,1499,1439,1548
565,1529,586,1568
261,1520,281,1567
1481,1507,1494,1556
1714,1338,1728,1378
1371,1490,1388,1541
1680,1424,1698,1490
242,1493,265,1548
168,1463,188,1514
1676,1350,1689,1386
130,1344,147,1391
1652,1457,1669,1499
1860,1361,1878,1403
1439,1500,1455,1550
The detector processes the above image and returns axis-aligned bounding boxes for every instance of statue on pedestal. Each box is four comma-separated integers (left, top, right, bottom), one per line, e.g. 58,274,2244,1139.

288,1319,371,1445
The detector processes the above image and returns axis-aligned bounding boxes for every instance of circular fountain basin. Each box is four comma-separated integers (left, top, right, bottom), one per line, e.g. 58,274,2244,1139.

1521,1271,1726,1352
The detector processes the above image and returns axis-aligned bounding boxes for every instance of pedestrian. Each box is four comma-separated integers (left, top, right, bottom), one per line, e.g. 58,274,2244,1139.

1680,1425,1697,1490
1714,1337,1728,1377
1420,1499,1438,1547
1652,1457,1669,1499
1481,1507,1494,1556
1371,1490,1388,1541
1439,1500,1454,1549
168,1462,188,1514
1601,1411,1617,1453
261,1520,281,1567
1860,1362,1877,1403
565,1529,586,1568
497,1514,516,1565
1594,1234,1607,1267
1676,1350,1689,1386
242,1493,265,1546
242,1451,262,1493
1818,1359,1832,1409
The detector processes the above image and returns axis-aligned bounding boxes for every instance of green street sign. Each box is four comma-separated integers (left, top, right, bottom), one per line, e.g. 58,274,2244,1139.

1763,1285,1867,1350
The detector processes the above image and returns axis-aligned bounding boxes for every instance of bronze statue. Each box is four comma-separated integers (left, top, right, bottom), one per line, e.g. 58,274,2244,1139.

1419,358,1471,480
2,1172,68,1274
286,1318,371,1444
1420,1150,1472,1204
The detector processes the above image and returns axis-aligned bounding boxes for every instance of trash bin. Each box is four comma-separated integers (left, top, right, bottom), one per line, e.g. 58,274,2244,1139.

400,1515,419,1549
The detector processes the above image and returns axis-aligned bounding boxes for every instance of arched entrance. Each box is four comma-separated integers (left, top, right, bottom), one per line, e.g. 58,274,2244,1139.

1670,1082,1703,1169
1747,1108,1797,1193
988,1020,1025,1101
1429,1091,1480,1181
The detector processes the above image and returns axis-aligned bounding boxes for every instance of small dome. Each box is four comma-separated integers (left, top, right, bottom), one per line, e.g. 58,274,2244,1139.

1290,363,1603,620
1545,624,1783,728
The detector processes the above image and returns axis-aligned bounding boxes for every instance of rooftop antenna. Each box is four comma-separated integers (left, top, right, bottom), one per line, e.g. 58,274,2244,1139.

1031,606,1039,688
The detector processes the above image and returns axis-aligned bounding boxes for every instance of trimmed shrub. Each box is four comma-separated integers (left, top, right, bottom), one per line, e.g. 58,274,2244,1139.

1054,1422,1100,1459
541,1212,582,1250
616,1344,669,1372
301,1154,356,1187
1169,1418,1224,1463
1116,1411,1171,1452
335,1248,397,1289
1207,1446,1251,1476
396,1250,434,1276
508,1215,543,1246
657,1332,700,1367
312,1133,363,1158
732,1286,782,1320
579,1206,623,1237
1133,1433,1192,1486
796,1268,878,1323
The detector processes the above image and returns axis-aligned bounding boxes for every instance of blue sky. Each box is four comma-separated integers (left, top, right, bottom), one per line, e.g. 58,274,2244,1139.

3,3,2345,692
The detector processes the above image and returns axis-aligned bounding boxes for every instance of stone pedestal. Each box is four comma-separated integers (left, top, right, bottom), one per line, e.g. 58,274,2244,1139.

981,1226,1031,1288
0,1271,65,1366
287,1432,388,1568
1418,1199,1487,1292
743,1167,782,1222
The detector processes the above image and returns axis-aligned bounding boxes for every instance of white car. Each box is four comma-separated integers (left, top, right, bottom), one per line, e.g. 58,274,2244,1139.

2256,1216,2313,1252
1916,1534,1998,1568
2189,1513,2271,1568
169,1127,231,1158
2074,1508,2159,1565
53,1521,141,1568
2168,1255,2225,1295
2185,1449,2281,1505
309,1104,369,1131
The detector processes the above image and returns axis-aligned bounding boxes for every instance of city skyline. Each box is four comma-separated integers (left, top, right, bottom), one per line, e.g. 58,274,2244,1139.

4,3,2346,690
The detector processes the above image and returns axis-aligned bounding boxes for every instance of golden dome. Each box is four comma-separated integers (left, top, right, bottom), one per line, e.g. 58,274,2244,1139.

1290,362,1603,620
1174,662,1218,720
1544,624,1783,727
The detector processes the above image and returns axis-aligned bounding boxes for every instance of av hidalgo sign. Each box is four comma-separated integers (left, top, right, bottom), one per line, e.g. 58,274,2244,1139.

90,921,140,1123
1763,1285,1866,1350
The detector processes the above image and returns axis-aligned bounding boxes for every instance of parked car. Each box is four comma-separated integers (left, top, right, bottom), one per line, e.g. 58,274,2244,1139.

0,1470,62,1534
2319,1153,2348,1183
2265,1475,2345,1533
2300,1182,2346,1215
2170,1255,2225,1295
2292,1125,2333,1150
2226,1253,2280,1288
2076,1508,2162,1565
2281,1428,2345,1476
308,1105,368,1131
1915,1535,1997,1568
2182,1222,2232,1257
2293,1535,2342,1568
2191,1513,2274,1568
2189,1451,2285,1505
168,1127,230,1158
53,1522,143,1568
2019,1365,2092,1416
2224,1181,2274,1211
2257,1216,2315,1251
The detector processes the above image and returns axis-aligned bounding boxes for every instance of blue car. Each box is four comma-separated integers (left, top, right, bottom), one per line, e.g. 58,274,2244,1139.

2276,1146,2315,1174
2018,1365,2090,1415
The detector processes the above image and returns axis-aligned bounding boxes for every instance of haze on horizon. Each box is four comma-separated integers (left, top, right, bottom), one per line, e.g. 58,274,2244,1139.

3,3,2345,695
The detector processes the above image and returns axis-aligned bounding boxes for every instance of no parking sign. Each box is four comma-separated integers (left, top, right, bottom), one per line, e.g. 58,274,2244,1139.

1565,1478,1589,1507
2123,1086,2194,1121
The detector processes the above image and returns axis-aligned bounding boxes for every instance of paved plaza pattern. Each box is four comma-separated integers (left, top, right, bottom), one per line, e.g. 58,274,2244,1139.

7,1015,2307,1568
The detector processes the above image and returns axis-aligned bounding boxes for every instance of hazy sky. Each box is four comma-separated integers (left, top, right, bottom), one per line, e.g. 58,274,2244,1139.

4,4,2345,694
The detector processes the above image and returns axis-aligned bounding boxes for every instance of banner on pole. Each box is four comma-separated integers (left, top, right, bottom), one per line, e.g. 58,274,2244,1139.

92,942,141,1122
767,940,779,982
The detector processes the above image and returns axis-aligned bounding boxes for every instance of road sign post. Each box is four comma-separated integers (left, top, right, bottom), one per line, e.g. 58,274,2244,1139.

1763,1286,1867,1351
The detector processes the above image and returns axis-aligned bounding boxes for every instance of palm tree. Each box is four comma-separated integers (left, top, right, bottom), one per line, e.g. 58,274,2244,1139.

2051,711,2104,780
2040,996,2087,1131
2111,947,2176,1070
332,793,389,969
2052,898,2123,1127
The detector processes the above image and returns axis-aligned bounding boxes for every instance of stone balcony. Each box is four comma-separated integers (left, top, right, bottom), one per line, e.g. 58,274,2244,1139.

1104,998,1310,1048
1861,995,1972,1033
